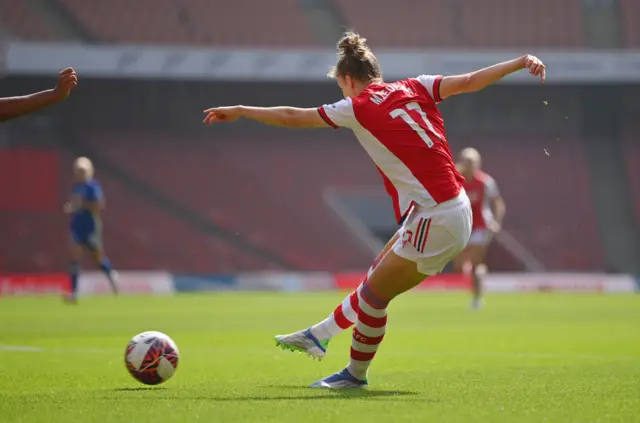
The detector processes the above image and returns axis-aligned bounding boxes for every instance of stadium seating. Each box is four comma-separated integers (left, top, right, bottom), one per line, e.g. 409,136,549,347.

58,0,317,46
0,132,609,273
86,131,605,272
620,0,640,47
84,173,277,274
0,211,65,272
334,0,456,49
1,0,587,48
335,0,585,48
0,0,61,41
0,149,275,273
86,132,377,272
461,136,605,271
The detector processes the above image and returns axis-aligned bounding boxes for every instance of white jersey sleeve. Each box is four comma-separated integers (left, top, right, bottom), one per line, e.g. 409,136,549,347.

317,98,356,129
484,175,500,199
415,74,444,103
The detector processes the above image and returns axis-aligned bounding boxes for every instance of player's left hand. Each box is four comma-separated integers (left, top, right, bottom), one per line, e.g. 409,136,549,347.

523,55,546,83
63,202,74,215
203,106,242,125
53,67,78,100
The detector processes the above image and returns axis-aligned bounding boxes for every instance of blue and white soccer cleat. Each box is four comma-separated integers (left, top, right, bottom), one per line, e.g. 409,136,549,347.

309,368,368,389
275,328,329,360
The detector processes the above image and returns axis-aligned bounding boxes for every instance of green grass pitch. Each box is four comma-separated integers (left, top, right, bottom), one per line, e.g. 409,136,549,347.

1,292,639,423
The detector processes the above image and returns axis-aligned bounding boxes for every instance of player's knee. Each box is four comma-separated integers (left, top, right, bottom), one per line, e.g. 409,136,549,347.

69,261,80,274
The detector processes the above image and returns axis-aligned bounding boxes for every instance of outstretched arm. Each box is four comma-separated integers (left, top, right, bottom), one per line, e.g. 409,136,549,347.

0,68,77,122
439,55,545,100
203,106,328,128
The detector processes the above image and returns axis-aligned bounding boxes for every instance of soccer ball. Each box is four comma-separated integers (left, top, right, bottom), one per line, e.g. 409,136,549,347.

124,331,179,385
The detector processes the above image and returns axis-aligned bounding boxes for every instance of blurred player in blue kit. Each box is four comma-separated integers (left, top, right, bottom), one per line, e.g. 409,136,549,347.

63,157,118,303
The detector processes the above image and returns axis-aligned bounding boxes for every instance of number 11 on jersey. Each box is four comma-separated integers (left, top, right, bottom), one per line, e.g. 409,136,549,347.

390,102,441,148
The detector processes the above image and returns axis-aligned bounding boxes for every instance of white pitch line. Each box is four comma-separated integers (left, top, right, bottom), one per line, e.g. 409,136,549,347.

0,345,118,354
0,345,636,361
0,345,44,352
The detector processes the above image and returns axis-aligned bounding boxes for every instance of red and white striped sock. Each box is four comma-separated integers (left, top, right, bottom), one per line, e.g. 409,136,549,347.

347,283,388,381
309,255,382,340
309,286,360,340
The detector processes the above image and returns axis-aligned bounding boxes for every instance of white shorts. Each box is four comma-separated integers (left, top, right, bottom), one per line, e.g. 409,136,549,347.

392,192,472,275
467,229,493,246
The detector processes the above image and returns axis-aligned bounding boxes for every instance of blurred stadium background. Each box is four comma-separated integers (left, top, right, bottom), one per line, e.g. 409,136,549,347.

1,0,639,294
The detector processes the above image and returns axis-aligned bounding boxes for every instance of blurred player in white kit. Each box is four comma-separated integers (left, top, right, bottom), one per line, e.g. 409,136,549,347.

454,148,506,309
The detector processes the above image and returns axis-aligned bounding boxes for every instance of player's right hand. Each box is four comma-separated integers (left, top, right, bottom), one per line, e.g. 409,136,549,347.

203,106,242,125
63,202,74,215
53,67,78,100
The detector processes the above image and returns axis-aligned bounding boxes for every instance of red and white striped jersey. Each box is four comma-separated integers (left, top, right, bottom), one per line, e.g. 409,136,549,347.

318,75,464,223
463,170,500,230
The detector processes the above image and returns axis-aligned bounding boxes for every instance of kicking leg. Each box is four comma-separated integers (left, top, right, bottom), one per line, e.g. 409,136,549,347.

310,251,426,388
275,231,399,359
309,231,398,339
310,201,471,388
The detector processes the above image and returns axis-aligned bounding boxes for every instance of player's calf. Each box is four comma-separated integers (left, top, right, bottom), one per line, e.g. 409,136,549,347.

95,252,119,295
306,246,391,341
66,261,80,303
275,234,400,367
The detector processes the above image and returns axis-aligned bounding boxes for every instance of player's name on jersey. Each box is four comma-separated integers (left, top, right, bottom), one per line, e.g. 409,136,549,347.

6,42,640,83
370,83,416,105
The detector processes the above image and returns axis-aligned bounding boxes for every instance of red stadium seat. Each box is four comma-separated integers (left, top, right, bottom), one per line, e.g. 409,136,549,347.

453,0,584,48
87,132,376,272
0,0,61,41
57,0,318,46
335,0,584,48
0,132,607,273
334,0,455,48
0,211,66,272
460,136,605,271
620,0,640,47
0,0,590,47
0,149,276,273
86,131,604,272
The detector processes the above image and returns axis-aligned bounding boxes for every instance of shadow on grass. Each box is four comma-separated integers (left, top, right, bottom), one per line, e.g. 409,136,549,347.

264,385,419,397
111,387,168,392
105,386,427,402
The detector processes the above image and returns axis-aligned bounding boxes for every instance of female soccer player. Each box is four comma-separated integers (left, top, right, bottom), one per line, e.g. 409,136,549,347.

454,148,506,309
64,157,118,303
0,68,77,121
203,32,545,388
